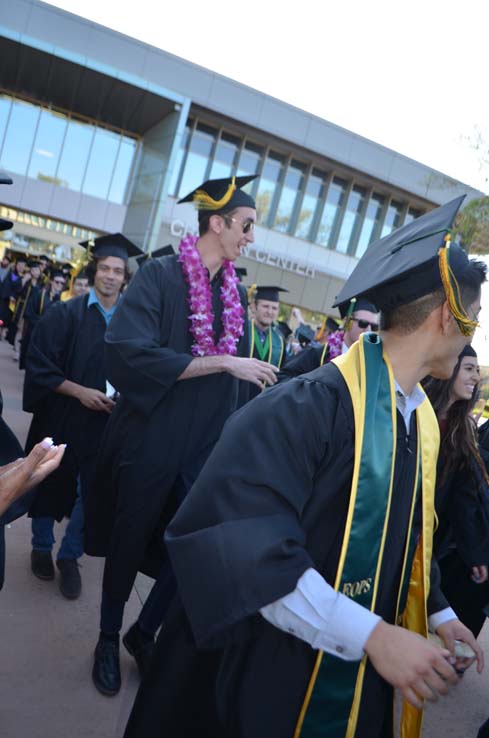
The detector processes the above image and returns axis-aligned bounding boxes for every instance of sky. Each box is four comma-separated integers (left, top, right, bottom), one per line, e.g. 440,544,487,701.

44,0,489,360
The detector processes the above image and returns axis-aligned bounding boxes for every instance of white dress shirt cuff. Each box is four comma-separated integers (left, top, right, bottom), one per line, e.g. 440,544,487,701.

260,568,381,662
428,607,458,632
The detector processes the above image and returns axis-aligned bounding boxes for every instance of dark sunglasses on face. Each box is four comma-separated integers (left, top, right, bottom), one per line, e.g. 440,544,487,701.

352,317,379,331
53,279,65,285
224,216,255,234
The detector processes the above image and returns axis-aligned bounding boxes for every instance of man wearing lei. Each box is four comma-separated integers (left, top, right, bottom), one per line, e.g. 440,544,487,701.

123,196,484,738
247,284,288,398
278,297,379,381
87,175,278,696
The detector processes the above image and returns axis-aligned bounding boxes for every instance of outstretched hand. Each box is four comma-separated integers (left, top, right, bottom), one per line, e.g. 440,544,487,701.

436,618,484,674
0,438,66,516
225,356,279,389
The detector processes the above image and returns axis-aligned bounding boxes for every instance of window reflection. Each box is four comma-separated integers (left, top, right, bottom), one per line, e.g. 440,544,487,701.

404,207,422,225
168,124,190,196
274,161,305,233
0,95,12,154
209,133,239,180
2,99,40,176
57,119,94,191
108,137,137,204
316,179,347,247
28,109,68,183
381,200,403,237
237,143,262,178
82,127,120,199
355,193,384,257
335,186,366,254
255,152,284,225
295,171,324,240
178,124,216,198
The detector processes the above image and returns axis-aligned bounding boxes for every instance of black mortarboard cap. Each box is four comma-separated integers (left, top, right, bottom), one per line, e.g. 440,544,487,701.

337,297,379,319
79,233,143,261
0,171,13,186
253,285,289,302
334,196,467,312
49,269,64,280
326,317,340,332
296,324,315,345
135,244,175,266
277,321,292,339
39,254,52,263
235,267,248,282
177,175,257,213
28,259,40,268
0,218,13,231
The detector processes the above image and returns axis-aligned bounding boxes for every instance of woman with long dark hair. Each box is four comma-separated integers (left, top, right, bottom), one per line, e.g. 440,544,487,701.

424,344,489,638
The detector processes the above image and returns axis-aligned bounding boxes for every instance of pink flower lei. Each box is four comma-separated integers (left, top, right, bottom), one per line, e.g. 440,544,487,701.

178,234,244,357
327,329,344,360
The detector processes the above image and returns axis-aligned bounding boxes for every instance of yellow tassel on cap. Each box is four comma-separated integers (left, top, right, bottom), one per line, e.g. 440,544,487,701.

193,176,236,211
438,236,478,337
247,283,257,304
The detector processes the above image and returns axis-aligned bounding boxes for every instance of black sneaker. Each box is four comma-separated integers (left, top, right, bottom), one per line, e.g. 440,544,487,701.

92,637,121,696
31,550,55,581
123,622,155,676
56,558,82,599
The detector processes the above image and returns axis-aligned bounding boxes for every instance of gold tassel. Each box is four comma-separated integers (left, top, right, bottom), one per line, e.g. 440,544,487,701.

247,283,257,304
193,176,236,210
438,237,478,337
343,297,357,331
315,317,327,341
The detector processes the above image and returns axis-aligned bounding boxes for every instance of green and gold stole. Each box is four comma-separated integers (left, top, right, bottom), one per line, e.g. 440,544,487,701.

294,333,439,738
249,320,284,367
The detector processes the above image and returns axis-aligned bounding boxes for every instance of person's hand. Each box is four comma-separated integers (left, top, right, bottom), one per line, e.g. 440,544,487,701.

224,357,279,389
76,387,116,413
436,618,484,674
471,565,488,584
364,620,458,709
0,438,66,515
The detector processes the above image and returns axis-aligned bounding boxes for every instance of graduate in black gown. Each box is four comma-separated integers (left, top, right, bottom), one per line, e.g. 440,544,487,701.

278,298,379,381
20,269,65,369
23,234,137,598
124,196,485,738
87,175,279,697
247,285,287,399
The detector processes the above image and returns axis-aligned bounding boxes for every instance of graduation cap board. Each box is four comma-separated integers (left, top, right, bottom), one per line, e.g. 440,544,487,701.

334,196,478,336
79,233,143,261
136,244,175,266
251,285,289,302
178,175,257,214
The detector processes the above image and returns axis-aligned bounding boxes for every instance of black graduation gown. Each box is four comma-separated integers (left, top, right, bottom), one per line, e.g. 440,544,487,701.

278,345,326,381
23,294,110,520
20,287,58,370
124,364,447,738
86,255,249,600
0,271,23,328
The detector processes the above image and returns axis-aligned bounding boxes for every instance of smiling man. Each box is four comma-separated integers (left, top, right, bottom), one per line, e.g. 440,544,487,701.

86,175,279,696
23,233,138,600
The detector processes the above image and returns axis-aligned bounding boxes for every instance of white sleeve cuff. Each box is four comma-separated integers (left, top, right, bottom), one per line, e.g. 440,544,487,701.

428,607,458,632
260,568,381,661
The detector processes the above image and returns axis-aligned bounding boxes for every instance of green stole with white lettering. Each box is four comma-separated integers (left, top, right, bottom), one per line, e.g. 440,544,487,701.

294,333,439,738
249,320,284,368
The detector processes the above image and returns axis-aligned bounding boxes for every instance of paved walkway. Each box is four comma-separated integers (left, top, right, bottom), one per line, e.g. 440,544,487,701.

0,337,488,737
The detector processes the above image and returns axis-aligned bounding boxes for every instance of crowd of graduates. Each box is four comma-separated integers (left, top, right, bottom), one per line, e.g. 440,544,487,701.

2,170,489,738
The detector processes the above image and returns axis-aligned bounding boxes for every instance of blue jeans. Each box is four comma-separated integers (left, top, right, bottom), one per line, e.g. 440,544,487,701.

31,482,84,560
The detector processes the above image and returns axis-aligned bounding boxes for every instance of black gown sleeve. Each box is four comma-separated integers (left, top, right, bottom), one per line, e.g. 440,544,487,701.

277,346,323,382
22,301,71,412
450,464,489,568
104,260,193,416
165,377,338,647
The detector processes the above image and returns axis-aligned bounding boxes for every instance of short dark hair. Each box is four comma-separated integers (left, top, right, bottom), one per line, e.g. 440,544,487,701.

84,256,131,287
381,259,487,333
198,207,238,237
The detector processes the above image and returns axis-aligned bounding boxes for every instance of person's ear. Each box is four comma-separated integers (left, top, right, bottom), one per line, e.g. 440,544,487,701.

440,300,453,335
209,214,224,235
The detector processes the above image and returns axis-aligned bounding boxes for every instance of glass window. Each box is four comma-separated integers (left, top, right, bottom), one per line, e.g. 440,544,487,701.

82,126,121,199
316,178,347,247
237,142,262,178
381,200,403,237
295,170,325,240
335,186,366,253
404,207,422,225
1,98,40,176
209,133,240,180
355,193,385,257
28,108,68,183
108,136,137,204
0,94,12,155
255,152,284,225
57,119,95,191
168,124,190,196
273,160,305,233
177,124,216,198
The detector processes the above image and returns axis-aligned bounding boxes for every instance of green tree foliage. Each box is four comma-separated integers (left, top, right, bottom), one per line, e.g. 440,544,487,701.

454,196,489,254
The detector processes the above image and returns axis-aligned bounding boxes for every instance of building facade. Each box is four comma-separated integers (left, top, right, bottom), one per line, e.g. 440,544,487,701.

0,0,482,316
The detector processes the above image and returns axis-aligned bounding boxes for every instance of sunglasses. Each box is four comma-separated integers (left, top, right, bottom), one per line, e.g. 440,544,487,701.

223,216,255,234
351,317,379,331
53,279,65,285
